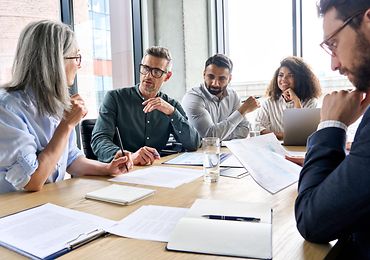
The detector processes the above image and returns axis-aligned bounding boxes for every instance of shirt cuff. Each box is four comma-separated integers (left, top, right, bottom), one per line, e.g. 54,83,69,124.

317,120,348,132
5,153,38,190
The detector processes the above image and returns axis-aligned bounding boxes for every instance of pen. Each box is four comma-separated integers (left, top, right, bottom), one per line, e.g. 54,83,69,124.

202,215,261,222
242,95,261,103
115,127,129,172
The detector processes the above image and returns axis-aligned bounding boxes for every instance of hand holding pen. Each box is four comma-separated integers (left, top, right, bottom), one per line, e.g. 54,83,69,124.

239,96,260,115
108,127,132,174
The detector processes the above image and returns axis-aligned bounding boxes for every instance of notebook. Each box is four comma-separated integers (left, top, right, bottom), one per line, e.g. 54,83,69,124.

167,199,272,259
85,184,155,205
283,108,321,146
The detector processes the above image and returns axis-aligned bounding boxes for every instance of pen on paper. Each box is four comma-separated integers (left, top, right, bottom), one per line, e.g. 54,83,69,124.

115,127,129,172
202,215,261,222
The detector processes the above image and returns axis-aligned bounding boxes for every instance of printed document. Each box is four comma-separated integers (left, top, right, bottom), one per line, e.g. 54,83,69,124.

163,152,244,168
109,166,203,188
224,134,301,194
107,205,188,242
0,203,116,259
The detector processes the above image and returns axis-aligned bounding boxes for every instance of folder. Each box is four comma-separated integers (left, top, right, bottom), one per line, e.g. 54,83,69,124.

85,184,155,205
166,199,272,259
0,203,116,259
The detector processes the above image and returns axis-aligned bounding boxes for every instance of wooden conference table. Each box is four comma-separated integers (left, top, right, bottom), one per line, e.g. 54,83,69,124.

0,149,332,260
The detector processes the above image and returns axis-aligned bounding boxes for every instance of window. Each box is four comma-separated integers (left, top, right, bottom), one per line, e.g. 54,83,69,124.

226,0,293,98
0,1,61,85
301,0,351,94
73,0,134,119
226,0,352,100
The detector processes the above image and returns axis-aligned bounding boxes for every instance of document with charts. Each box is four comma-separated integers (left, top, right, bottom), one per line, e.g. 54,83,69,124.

167,199,272,259
224,134,302,194
163,152,244,168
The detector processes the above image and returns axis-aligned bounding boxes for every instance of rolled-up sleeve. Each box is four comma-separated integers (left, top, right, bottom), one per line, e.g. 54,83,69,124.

0,106,39,191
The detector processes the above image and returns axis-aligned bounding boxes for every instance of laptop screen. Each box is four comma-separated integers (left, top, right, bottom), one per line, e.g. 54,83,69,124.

283,108,321,146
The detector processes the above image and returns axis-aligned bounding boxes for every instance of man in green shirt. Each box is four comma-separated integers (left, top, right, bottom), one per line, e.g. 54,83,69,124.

91,46,200,166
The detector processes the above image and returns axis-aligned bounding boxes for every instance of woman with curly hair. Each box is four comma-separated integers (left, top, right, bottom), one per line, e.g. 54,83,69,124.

255,56,322,140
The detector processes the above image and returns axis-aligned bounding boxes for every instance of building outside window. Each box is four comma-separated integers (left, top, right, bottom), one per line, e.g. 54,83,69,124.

73,0,134,119
0,1,61,85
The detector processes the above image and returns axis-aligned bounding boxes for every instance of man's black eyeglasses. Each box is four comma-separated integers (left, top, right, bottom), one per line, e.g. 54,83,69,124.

139,64,167,78
320,10,364,57
65,54,82,66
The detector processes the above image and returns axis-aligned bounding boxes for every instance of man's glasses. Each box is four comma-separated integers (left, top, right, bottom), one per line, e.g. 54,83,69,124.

320,10,364,56
139,64,167,78
65,54,82,66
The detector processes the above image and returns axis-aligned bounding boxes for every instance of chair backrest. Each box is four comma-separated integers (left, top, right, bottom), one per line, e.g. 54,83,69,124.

80,119,97,160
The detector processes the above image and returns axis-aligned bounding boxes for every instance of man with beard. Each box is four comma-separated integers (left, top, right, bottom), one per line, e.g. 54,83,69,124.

92,46,200,166
295,0,370,258
182,54,260,141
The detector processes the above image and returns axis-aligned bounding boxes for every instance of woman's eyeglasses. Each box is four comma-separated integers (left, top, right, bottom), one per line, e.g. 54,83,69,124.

65,54,82,66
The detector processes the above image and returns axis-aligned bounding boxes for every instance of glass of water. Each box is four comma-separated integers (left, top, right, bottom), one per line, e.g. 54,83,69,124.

250,122,261,138
202,137,220,183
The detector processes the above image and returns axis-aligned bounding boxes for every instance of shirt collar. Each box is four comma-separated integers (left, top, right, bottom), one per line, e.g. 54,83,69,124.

200,83,229,102
135,84,161,100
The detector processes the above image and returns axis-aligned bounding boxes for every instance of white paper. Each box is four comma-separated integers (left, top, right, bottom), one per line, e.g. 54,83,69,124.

163,152,243,168
107,205,188,242
0,203,116,259
224,134,301,194
243,133,287,156
167,199,272,259
109,166,203,188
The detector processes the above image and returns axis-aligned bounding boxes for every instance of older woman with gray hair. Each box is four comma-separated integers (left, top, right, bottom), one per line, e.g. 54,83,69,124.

0,20,132,193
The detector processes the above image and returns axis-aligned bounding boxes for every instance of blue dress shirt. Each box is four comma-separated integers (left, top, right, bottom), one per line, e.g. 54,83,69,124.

0,88,83,193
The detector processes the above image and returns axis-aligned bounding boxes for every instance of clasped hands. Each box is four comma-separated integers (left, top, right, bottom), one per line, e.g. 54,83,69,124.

142,97,175,116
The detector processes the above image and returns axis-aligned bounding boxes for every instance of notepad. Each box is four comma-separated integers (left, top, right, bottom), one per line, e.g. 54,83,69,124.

167,199,272,259
85,184,155,205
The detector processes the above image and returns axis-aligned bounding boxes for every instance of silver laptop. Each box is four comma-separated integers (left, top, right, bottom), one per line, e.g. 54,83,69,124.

283,108,321,146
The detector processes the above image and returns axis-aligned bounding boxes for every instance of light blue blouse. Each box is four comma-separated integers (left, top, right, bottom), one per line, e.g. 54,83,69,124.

0,88,83,193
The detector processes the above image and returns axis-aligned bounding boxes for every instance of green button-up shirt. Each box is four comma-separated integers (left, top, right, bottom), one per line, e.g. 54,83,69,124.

91,85,200,162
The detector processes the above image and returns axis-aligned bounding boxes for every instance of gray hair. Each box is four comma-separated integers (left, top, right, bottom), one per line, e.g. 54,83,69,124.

143,46,173,71
4,20,77,118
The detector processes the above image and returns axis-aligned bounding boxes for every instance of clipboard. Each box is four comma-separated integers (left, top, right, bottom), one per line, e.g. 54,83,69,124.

0,203,114,259
45,229,107,259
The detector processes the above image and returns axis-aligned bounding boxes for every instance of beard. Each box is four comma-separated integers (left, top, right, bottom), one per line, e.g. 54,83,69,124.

205,84,227,96
349,31,370,91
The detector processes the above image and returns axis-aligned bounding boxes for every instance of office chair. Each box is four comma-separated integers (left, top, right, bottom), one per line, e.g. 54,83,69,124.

80,119,97,160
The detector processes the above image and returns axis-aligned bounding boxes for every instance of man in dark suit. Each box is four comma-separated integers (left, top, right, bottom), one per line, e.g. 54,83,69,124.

295,0,370,258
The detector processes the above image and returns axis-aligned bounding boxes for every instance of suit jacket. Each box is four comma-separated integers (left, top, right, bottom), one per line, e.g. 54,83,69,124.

295,107,370,259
